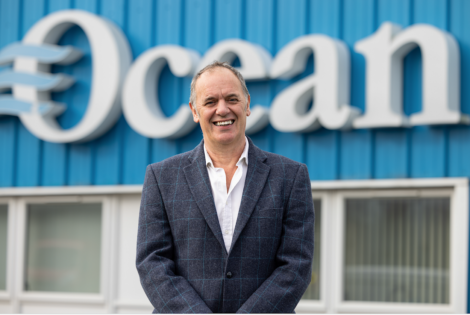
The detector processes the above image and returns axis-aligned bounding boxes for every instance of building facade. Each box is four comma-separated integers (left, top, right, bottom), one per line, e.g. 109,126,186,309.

0,0,469,313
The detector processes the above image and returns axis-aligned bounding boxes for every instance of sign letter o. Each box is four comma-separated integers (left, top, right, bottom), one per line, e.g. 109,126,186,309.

13,10,131,143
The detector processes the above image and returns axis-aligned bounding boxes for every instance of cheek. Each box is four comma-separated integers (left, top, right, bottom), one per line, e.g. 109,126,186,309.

200,111,214,126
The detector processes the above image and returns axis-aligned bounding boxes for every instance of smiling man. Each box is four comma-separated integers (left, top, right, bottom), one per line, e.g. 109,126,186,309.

136,61,315,313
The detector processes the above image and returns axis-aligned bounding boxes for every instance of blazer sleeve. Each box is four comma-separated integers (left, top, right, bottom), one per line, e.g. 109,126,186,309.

136,165,213,314
236,164,315,313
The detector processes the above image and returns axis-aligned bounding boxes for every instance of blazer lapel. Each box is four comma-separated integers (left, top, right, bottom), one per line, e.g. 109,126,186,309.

230,139,270,251
183,142,226,253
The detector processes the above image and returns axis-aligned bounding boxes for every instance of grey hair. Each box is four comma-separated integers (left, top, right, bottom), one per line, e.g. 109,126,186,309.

189,61,250,107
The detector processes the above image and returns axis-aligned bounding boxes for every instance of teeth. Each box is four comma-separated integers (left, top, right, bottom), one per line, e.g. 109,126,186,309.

215,120,234,126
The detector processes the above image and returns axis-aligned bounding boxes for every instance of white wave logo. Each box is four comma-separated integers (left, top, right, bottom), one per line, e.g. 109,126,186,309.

10,10,131,143
0,42,81,116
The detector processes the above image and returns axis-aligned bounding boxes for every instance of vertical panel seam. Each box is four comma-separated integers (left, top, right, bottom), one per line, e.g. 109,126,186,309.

443,127,449,177
210,0,215,47
444,0,450,178
241,0,246,39
151,0,156,47
14,0,24,186
180,0,185,46
338,0,344,179
305,0,310,34
371,0,377,179
338,0,344,39
96,0,101,15
446,0,450,31
12,119,19,187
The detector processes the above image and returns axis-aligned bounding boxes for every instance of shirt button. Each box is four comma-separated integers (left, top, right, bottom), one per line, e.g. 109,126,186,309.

224,229,230,235
226,272,233,279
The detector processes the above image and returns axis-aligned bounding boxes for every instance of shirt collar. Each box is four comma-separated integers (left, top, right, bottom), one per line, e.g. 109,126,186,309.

204,137,249,168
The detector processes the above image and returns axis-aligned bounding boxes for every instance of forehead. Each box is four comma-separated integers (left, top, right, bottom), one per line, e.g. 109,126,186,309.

195,67,243,97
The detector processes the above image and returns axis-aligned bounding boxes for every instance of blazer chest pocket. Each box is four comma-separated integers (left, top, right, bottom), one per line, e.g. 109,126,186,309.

254,207,282,219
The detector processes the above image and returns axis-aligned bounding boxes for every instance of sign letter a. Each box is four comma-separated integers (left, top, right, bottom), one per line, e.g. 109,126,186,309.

269,35,360,132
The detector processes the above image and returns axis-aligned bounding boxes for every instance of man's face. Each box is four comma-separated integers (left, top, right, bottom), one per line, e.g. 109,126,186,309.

189,67,250,147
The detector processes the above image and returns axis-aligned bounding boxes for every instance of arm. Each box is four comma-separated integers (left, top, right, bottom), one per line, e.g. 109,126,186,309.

136,165,213,313
237,164,315,313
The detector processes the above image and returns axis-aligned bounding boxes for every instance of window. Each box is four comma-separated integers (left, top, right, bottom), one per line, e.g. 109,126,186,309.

295,178,468,314
344,197,450,304
0,204,7,291
25,203,102,293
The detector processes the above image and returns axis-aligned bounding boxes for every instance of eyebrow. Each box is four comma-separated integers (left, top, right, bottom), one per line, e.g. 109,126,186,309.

202,93,241,103
202,96,217,103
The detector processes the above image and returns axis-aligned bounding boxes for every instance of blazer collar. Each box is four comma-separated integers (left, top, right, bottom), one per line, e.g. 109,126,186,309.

184,140,226,254
230,137,270,251
184,137,270,254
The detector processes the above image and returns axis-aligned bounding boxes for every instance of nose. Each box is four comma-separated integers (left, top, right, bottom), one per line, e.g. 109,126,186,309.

215,99,230,116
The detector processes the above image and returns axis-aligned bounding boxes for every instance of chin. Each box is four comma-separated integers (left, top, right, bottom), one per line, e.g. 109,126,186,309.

213,133,239,144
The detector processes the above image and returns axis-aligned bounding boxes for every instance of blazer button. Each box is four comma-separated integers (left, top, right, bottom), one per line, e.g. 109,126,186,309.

226,271,233,279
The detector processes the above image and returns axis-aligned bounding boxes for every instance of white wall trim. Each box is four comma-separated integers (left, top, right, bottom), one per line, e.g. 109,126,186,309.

310,177,468,190
0,178,465,197
0,185,143,196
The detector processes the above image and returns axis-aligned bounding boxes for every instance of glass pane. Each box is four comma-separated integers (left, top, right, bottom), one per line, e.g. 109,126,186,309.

0,205,7,291
344,197,450,304
301,199,321,300
25,203,102,293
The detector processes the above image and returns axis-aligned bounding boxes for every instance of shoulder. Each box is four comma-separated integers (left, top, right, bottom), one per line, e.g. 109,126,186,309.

262,150,304,168
253,144,306,174
247,137,308,178
147,150,193,176
265,151,308,180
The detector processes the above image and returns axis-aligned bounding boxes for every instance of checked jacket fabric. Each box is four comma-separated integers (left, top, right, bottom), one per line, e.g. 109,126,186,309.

136,137,315,313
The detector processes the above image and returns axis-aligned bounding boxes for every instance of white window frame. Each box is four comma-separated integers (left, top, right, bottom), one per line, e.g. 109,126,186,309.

0,197,15,303
0,186,142,313
296,178,468,314
13,195,114,306
296,192,329,313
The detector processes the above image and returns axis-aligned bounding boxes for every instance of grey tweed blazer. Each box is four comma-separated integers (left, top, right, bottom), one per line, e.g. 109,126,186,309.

136,137,315,313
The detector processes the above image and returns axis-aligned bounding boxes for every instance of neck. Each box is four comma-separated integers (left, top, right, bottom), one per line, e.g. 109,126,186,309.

205,136,246,169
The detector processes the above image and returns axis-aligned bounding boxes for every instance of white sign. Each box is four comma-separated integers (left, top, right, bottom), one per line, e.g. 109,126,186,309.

0,10,467,143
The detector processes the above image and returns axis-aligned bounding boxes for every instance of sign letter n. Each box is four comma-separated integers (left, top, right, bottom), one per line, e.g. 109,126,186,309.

354,22,468,128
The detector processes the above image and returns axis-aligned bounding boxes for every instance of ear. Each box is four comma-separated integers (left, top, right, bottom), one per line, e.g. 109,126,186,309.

189,102,200,123
246,95,251,116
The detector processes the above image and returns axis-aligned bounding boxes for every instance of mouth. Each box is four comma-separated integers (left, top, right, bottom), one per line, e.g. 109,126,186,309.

213,120,234,126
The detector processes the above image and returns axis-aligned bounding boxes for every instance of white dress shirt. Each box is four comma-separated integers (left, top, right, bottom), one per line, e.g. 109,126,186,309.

204,137,249,253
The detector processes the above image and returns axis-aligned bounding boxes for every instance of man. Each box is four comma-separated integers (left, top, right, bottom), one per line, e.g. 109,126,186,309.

136,61,314,313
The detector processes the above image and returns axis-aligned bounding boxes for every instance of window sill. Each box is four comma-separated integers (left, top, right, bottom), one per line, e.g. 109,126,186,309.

17,292,105,304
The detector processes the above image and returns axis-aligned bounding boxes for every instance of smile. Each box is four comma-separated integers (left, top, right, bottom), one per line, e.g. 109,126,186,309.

214,120,234,126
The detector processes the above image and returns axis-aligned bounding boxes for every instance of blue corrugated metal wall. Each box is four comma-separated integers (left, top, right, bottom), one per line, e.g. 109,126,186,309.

0,0,470,186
